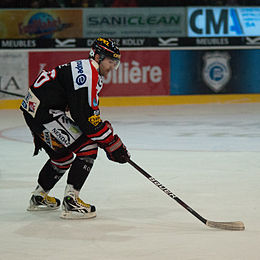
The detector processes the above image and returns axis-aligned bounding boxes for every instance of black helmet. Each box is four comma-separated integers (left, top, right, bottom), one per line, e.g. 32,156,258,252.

89,37,120,70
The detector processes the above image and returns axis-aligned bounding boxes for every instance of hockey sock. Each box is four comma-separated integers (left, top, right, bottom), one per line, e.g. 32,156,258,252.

38,159,66,192
67,156,94,191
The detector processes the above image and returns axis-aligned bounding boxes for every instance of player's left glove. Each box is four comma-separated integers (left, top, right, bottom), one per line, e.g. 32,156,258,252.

87,120,130,164
104,135,130,164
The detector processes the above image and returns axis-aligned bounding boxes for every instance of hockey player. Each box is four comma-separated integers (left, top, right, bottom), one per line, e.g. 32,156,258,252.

20,38,130,219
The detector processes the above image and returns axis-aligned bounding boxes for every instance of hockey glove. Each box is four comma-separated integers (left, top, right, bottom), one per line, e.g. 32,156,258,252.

104,135,130,164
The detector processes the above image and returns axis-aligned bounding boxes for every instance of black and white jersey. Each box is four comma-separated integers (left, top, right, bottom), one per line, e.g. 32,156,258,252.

21,59,105,136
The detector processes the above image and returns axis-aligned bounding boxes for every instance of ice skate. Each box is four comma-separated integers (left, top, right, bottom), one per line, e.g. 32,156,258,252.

60,184,96,219
27,186,60,211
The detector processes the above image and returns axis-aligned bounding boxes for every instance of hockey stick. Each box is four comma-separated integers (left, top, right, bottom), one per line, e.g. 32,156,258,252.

127,158,245,231
0,89,24,98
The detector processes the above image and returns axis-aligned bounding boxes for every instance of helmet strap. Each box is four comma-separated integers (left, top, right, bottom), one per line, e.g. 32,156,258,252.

98,54,105,64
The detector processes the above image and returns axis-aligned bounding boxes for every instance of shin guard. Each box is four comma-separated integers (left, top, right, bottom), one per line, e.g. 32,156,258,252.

67,156,94,191
38,159,67,191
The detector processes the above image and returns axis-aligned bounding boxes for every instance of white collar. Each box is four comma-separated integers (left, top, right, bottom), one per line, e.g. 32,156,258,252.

90,59,99,70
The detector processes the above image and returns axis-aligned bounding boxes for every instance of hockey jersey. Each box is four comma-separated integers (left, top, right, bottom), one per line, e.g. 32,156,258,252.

21,59,105,136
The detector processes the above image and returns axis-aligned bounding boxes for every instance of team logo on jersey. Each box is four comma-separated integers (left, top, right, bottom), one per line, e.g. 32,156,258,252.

202,52,231,93
88,115,101,126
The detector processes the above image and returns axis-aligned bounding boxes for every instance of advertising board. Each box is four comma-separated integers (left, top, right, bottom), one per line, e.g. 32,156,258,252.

102,50,170,96
83,7,186,38
188,7,260,37
29,50,170,96
170,49,260,94
0,52,28,99
0,9,82,39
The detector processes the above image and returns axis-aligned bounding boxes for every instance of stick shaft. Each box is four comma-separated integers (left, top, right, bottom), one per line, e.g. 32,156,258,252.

0,89,24,97
128,159,245,231
128,159,207,225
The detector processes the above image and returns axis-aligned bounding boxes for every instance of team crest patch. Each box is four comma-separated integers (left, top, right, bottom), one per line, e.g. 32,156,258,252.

202,52,231,93
88,115,101,126
28,101,36,113
21,88,40,118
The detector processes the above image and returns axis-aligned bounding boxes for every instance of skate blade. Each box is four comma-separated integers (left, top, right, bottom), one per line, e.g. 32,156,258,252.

60,211,96,219
27,205,60,211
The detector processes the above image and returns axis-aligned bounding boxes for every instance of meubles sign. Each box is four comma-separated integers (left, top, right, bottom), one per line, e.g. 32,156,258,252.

83,7,186,37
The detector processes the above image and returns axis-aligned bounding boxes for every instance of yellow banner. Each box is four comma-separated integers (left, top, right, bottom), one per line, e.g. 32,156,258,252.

0,9,82,39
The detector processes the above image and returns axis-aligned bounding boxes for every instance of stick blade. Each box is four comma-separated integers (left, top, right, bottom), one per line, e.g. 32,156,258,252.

206,220,245,231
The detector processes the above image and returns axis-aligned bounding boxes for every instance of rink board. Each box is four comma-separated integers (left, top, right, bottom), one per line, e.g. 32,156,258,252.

1,93,260,109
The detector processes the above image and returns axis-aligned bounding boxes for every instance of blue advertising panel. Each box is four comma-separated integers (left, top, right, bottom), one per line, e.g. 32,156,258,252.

170,49,260,95
188,7,260,37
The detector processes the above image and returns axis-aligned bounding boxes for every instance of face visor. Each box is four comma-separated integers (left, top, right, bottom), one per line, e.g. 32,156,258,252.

94,51,121,71
106,51,120,70
109,57,120,70
100,55,120,70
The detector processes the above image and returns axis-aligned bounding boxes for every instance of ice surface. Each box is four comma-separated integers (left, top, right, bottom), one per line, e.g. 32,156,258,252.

0,103,260,260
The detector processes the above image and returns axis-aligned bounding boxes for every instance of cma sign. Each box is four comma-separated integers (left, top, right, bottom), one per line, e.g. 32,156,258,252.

188,8,244,37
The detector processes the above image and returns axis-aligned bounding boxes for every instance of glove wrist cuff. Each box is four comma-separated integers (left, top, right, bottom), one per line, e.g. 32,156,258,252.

105,137,122,153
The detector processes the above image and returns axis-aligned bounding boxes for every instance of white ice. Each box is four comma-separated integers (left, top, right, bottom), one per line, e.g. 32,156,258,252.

0,103,260,260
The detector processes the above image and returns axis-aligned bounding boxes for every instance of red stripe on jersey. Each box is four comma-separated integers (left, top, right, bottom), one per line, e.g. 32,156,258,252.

96,133,114,145
90,61,99,110
73,139,94,153
87,122,115,145
51,161,71,169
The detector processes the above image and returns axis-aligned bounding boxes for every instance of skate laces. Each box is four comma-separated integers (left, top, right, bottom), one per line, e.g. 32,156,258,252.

76,197,91,208
41,193,56,204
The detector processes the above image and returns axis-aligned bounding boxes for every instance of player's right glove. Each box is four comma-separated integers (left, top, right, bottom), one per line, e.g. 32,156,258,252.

104,135,130,164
